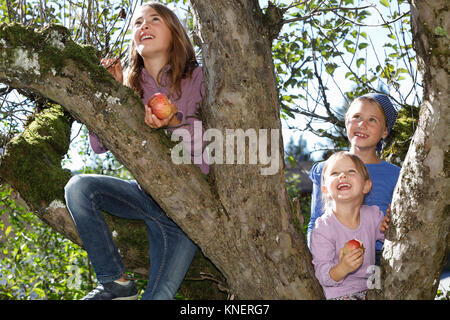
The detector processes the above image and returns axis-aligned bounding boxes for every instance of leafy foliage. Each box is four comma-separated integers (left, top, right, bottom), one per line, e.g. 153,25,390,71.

0,184,94,300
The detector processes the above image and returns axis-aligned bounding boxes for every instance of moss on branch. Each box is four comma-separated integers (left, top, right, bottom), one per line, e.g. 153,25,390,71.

0,104,73,210
0,22,116,89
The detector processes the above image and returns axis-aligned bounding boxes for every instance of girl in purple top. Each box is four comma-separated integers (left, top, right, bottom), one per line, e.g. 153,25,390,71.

307,94,400,266
65,3,206,300
310,152,389,300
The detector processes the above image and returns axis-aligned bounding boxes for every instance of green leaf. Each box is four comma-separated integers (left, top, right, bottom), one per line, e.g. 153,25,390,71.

358,43,369,50
325,63,338,75
356,58,365,68
380,0,390,7
344,39,354,47
346,46,355,54
32,287,46,299
388,34,397,40
287,155,296,168
5,226,11,237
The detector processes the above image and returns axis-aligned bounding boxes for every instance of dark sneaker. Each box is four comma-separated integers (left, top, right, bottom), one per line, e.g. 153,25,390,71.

81,280,139,300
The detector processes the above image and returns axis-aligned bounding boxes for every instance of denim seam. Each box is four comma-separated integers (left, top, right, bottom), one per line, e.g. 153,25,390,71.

148,219,168,299
89,191,127,282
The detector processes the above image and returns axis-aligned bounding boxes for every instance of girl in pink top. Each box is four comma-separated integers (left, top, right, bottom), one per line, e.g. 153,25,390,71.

310,151,389,300
65,3,206,300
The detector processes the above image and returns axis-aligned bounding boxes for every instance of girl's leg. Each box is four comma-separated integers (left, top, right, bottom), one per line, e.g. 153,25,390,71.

65,173,197,299
64,174,163,283
142,215,197,300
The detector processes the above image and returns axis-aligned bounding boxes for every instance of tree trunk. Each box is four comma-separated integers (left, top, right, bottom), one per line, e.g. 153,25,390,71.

369,0,450,299
188,0,322,298
0,15,323,298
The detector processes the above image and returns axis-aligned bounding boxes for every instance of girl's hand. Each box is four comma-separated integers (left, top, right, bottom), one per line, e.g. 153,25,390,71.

329,248,364,282
101,58,123,84
339,247,364,274
144,101,179,129
380,205,391,232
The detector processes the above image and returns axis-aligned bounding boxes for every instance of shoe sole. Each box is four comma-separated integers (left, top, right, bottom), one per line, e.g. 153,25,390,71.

112,293,139,300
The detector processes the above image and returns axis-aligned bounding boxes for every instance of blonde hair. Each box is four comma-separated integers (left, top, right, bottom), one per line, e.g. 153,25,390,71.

321,151,371,208
124,2,198,99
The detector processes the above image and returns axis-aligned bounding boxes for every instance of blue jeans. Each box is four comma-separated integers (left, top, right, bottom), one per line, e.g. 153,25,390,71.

64,174,197,300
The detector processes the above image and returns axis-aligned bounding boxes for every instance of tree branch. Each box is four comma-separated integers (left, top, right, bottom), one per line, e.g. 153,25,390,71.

0,22,224,256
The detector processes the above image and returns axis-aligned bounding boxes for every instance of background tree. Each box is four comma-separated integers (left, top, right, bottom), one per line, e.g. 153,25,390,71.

0,0,447,299
285,134,313,163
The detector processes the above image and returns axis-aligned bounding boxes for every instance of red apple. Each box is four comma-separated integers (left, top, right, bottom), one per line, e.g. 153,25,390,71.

343,239,365,255
148,93,173,120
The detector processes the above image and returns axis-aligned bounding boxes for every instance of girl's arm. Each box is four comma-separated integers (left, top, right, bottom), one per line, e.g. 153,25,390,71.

310,229,344,287
88,132,108,154
307,162,324,248
171,67,207,165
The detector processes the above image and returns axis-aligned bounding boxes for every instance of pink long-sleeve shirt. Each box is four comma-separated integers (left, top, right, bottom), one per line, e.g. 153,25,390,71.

310,205,385,299
89,65,209,174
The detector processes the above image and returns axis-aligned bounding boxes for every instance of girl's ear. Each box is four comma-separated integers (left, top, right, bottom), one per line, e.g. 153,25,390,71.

321,185,328,195
363,179,372,195
381,126,388,140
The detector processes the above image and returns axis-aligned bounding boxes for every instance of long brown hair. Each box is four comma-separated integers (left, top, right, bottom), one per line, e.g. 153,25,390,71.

124,2,198,99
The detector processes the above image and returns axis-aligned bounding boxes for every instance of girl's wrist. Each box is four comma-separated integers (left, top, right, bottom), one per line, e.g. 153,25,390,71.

168,113,181,127
330,263,349,282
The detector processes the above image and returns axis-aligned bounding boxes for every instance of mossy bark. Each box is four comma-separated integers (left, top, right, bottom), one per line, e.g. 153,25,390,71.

0,105,79,242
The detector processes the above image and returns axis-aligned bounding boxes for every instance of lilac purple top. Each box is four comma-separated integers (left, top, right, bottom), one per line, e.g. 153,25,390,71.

310,205,385,299
89,65,209,174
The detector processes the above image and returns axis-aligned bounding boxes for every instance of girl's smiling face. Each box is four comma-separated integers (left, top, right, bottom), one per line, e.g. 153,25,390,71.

132,6,173,60
345,99,388,151
322,156,372,204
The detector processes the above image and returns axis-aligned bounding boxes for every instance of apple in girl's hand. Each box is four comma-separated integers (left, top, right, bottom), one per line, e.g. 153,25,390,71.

343,239,365,255
148,93,173,120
